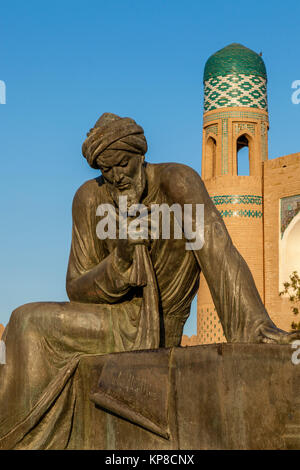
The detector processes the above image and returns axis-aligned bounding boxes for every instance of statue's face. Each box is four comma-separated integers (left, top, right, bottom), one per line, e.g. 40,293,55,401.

96,150,146,206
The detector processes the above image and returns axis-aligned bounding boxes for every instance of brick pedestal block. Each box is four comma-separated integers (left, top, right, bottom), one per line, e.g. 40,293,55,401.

65,344,300,450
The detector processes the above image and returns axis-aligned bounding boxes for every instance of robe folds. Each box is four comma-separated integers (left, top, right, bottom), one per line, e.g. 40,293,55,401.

0,163,276,449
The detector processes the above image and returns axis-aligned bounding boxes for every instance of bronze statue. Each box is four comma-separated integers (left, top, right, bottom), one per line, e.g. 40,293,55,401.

0,113,298,449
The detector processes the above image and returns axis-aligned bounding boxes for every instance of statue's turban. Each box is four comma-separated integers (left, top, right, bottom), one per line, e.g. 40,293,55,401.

82,113,148,169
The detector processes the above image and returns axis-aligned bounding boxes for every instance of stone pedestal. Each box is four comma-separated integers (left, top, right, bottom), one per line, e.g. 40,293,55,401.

66,343,300,450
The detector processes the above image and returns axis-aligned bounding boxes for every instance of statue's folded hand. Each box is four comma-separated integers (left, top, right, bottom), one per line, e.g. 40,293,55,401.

115,238,149,268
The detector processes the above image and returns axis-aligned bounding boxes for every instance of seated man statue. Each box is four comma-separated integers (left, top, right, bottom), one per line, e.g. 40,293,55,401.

0,113,298,449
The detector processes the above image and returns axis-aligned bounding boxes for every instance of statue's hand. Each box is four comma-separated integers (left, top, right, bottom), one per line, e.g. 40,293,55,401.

115,237,150,272
257,324,300,344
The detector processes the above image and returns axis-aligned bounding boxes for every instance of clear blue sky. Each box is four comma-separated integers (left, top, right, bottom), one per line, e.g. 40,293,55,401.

0,0,299,336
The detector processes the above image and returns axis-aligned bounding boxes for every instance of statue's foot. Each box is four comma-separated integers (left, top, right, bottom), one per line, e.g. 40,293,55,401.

258,324,300,344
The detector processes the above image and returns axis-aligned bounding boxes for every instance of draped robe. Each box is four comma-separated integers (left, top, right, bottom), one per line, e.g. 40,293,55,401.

0,162,276,449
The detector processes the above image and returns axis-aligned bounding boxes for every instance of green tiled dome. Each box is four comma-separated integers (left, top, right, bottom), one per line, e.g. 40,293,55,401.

204,43,267,82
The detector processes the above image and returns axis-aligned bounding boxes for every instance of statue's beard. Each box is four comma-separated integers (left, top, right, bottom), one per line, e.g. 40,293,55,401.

106,166,146,209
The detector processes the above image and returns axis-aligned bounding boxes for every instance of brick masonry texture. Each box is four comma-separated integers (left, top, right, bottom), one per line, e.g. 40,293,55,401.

263,153,300,330
181,43,300,346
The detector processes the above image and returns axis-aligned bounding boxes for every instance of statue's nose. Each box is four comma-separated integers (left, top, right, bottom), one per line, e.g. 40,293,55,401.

113,168,123,183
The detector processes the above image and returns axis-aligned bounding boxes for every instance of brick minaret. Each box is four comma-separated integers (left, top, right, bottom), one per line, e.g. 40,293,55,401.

198,43,269,343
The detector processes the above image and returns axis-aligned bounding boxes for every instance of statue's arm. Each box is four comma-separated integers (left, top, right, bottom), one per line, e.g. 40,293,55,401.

161,163,290,343
66,185,133,304
66,252,133,304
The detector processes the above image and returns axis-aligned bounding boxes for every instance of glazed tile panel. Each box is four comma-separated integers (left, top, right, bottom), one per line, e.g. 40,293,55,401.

211,195,263,219
212,195,263,206
204,74,268,112
280,195,300,238
218,209,263,219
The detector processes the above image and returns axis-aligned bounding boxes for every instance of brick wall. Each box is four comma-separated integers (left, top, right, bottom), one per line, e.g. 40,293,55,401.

263,153,300,331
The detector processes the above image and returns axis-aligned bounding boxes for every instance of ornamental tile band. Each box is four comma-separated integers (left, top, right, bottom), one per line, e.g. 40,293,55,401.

221,119,228,174
212,195,263,205
204,74,268,112
219,209,263,219
234,123,255,136
261,122,268,161
203,110,268,124
205,124,218,137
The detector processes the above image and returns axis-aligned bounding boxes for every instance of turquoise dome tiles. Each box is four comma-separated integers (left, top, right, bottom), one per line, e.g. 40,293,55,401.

203,44,268,112
204,43,267,81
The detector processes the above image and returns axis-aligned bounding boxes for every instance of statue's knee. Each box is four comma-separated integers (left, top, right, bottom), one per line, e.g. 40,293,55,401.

9,302,45,331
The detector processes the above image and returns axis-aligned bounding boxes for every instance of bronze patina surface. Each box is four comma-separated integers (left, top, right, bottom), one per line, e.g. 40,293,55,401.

0,113,299,449
84,344,300,450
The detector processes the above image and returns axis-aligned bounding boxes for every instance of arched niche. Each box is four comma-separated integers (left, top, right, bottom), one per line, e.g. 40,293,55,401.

236,133,254,176
205,136,217,179
279,211,300,292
